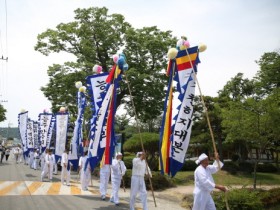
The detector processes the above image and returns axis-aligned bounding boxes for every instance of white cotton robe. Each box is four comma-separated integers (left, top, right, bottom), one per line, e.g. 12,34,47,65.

192,160,224,210
99,164,111,197
110,159,127,204
33,152,39,170
79,156,91,190
130,158,151,210
41,154,54,180
61,152,70,185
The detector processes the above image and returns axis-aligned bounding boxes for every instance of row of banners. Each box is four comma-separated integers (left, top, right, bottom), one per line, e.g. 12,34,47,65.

18,46,201,176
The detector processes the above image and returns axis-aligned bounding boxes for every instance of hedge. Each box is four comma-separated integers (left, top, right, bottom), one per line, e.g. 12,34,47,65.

181,160,197,171
121,169,174,191
213,188,280,210
213,188,263,210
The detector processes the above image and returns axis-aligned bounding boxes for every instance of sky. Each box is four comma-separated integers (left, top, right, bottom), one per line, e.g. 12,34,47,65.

0,0,279,128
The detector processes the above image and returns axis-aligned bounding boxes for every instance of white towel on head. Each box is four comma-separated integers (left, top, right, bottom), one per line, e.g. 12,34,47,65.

195,153,208,165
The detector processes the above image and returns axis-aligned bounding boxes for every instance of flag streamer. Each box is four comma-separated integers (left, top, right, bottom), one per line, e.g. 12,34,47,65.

55,113,69,158
38,113,53,152
160,46,200,177
18,111,28,155
86,64,121,171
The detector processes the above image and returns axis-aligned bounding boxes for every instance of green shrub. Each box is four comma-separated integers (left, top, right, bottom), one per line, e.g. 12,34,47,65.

213,189,263,210
121,170,174,191
123,156,134,170
260,188,280,208
122,169,132,188
181,160,197,171
257,163,278,173
239,161,253,174
222,161,239,175
145,171,175,191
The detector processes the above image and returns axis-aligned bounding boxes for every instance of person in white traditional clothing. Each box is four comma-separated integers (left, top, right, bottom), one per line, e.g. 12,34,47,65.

79,150,91,191
110,152,127,206
13,147,19,163
192,153,227,210
130,152,151,210
33,149,39,170
61,149,70,186
40,150,46,171
51,148,58,175
29,149,34,169
18,146,23,163
99,162,111,200
41,149,55,182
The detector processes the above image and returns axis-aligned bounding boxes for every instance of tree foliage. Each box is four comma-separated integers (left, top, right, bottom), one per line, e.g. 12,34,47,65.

0,104,6,122
35,7,176,131
123,132,159,154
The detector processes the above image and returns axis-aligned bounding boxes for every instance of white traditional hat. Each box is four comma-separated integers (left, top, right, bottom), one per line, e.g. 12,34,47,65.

115,152,122,157
136,151,143,157
195,153,208,165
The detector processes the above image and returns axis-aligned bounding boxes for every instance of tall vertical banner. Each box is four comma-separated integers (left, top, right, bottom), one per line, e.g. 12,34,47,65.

38,113,53,150
47,117,55,149
72,90,86,149
86,56,127,171
159,45,200,177
18,111,28,153
86,72,109,137
26,119,34,149
33,121,39,149
55,113,69,157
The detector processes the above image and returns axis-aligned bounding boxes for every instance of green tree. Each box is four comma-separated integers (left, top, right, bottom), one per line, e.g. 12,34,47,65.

123,132,159,170
218,72,255,101
0,104,6,122
35,7,176,131
255,51,280,94
255,50,280,170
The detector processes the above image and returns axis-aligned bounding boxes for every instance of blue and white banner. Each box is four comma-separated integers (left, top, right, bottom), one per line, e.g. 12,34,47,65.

46,117,55,149
86,72,109,137
89,85,113,157
87,84,112,169
170,72,196,176
55,113,69,156
38,113,53,149
33,121,39,149
18,111,28,152
72,91,86,147
26,119,34,149
160,46,200,177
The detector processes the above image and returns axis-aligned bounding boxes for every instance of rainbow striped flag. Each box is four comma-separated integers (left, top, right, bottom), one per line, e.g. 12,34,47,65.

159,46,200,177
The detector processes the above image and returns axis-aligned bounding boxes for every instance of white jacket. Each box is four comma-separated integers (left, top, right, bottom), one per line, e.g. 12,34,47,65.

111,159,126,177
132,158,151,177
61,152,68,167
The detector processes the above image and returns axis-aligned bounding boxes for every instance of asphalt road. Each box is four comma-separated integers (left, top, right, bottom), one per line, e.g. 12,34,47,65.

0,156,185,210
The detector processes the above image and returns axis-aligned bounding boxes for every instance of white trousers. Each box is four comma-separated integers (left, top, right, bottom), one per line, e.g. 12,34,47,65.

29,157,34,168
192,191,216,210
130,175,148,210
33,159,39,170
41,159,45,171
61,166,70,185
110,175,122,204
53,163,58,174
80,169,91,190
41,163,54,180
99,171,110,196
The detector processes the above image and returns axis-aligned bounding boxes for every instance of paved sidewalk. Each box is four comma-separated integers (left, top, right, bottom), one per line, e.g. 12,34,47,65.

80,174,188,210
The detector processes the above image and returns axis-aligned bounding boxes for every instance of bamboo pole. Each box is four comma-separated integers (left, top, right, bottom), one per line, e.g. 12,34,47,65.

186,49,229,210
123,73,157,207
